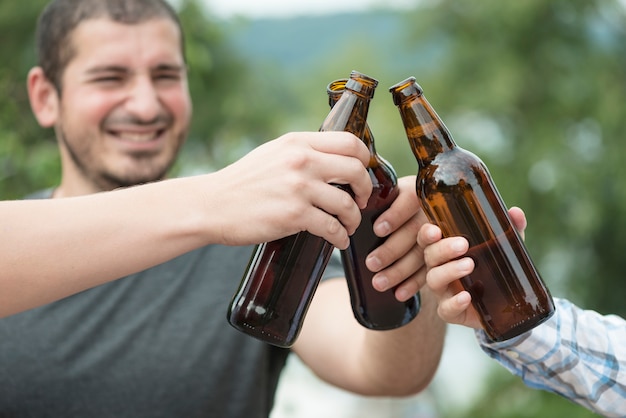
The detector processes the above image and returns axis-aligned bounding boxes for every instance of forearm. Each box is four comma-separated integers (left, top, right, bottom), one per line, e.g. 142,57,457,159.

478,298,626,417
0,176,213,316
296,282,446,396
358,287,446,396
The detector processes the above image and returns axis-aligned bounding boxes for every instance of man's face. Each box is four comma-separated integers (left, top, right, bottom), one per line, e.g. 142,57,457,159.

56,17,192,191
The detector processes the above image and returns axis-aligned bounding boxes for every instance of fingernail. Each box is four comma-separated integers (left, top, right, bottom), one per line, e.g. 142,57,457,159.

373,221,391,237
458,258,473,272
396,289,409,301
373,275,388,291
451,238,467,253
366,255,382,271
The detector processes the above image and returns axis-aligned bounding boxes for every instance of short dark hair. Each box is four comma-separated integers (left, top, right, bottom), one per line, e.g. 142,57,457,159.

36,0,185,92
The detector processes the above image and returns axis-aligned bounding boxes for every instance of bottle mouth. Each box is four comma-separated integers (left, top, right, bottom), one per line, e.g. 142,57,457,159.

349,70,379,86
326,71,378,100
326,79,348,94
389,76,422,106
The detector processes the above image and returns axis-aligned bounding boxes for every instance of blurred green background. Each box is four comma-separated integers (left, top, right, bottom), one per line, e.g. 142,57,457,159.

2,0,624,416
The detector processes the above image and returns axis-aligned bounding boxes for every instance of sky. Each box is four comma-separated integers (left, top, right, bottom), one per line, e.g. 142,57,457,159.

202,0,418,19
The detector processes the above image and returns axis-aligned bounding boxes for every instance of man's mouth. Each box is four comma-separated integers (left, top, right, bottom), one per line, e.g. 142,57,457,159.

109,129,165,143
112,130,164,142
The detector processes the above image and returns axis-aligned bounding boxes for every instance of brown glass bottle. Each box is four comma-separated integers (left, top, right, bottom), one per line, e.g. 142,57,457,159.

227,71,378,348
327,77,420,330
389,77,554,341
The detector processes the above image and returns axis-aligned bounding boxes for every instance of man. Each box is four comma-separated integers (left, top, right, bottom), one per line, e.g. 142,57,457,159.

0,0,446,417
418,206,626,417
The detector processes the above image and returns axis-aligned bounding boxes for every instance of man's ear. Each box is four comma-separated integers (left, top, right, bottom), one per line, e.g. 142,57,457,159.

27,67,60,128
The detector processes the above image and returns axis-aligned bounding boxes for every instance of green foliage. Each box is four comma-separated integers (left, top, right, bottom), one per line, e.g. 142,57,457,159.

0,0,55,198
443,369,600,418
176,0,281,173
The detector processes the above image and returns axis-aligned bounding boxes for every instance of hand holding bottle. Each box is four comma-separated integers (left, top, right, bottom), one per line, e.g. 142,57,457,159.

418,207,528,330
367,175,430,302
228,73,378,347
211,131,372,249
328,75,421,330
391,77,553,341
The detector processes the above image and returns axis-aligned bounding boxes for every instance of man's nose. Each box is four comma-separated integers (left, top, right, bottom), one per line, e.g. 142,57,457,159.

124,77,162,121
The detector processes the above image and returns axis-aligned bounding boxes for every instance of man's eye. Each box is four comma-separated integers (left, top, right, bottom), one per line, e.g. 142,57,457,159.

155,72,181,81
93,76,124,84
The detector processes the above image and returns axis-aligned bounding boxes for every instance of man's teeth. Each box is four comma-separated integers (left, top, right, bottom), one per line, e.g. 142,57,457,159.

118,132,157,142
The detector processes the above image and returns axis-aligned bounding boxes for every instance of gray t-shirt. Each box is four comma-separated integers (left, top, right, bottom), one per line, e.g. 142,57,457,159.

0,190,345,417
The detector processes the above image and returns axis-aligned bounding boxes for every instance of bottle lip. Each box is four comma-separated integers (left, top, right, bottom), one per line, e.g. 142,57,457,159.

350,70,379,86
327,79,348,95
389,76,423,105
347,70,378,97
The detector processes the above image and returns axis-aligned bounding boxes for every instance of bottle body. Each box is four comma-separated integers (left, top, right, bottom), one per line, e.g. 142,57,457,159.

227,71,378,347
390,77,554,341
420,148,553,340
340,163,421,329
328,78,420,330
227,234,332,348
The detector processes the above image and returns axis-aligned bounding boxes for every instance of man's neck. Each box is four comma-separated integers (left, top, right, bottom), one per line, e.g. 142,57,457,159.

52,180,109,198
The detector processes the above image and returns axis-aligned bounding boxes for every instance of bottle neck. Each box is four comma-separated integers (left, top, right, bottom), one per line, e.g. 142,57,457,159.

327,79,376,154
390,78,456,165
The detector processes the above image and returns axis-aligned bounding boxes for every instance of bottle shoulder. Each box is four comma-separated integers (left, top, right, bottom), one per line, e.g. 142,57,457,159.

368,155,398,186
363,155,399,210
419,147,489,186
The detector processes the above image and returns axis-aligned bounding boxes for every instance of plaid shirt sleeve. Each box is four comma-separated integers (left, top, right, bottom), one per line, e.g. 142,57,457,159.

477,297,626,417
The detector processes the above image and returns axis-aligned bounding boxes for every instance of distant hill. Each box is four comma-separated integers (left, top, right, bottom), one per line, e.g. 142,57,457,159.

215,10,445,176
226,10,443,81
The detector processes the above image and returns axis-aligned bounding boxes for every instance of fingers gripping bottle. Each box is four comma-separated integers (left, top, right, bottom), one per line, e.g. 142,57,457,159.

227,71,378,347
327,76,420,330
389,77,554,341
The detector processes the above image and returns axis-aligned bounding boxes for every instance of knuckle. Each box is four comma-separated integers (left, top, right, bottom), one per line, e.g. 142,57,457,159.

285,204,306,226
340,131,359,147
339,190,355,210
422,246,436,268
285,149,311,172
326,216,342,235
279,131,302,145
425,270,440,290
340,133,366,160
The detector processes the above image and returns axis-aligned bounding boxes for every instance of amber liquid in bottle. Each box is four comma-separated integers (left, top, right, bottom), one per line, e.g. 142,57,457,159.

228,234,332,347
390,77,554,341
227,71,378,347
328,78,420,330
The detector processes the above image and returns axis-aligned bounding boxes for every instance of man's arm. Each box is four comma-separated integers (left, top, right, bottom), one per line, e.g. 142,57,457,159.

418,208,626,416
0,131,372,317
294,176,446,396
479,298,626,417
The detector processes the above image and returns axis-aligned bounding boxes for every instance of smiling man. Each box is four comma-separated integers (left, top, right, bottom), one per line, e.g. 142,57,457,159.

28,8,191,195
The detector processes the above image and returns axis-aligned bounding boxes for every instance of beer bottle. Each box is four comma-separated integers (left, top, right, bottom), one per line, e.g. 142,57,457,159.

389,77,554,341
327,76,420,330
227,71,378,347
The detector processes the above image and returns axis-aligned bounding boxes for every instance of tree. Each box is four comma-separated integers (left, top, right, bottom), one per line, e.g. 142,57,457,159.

0,0,56,198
